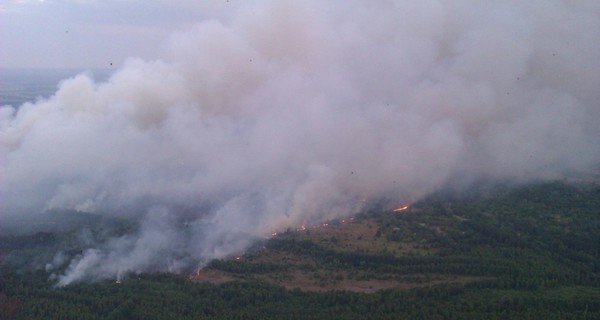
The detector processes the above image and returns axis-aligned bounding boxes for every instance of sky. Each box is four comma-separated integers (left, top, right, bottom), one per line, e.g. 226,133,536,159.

1,0,599,285
0,0,236,69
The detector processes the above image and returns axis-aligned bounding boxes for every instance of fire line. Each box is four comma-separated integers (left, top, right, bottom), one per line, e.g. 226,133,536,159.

393,205,409,212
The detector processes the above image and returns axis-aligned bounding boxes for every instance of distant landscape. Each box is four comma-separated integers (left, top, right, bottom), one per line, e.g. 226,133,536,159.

2,1,600,319
0,68,111,108
2,181,599,319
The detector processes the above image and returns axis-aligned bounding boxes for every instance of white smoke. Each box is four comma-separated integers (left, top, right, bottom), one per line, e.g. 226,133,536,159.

1,0,599,285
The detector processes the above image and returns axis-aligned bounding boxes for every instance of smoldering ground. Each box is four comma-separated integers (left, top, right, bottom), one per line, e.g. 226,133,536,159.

1,1,599,285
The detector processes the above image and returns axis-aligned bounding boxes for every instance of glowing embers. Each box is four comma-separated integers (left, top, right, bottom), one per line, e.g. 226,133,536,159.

393,205,409,212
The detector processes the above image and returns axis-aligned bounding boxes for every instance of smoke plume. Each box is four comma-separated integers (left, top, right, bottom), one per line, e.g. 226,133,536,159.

1,0,599,285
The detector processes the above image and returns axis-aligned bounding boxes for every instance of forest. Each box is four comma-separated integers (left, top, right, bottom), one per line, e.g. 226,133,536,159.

1,181,599,319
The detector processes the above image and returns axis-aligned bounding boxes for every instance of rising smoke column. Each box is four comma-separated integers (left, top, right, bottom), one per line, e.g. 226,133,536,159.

1,0,599,285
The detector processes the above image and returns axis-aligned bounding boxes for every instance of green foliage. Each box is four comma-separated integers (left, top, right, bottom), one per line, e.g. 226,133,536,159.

1,181,599,319
207,260,287,274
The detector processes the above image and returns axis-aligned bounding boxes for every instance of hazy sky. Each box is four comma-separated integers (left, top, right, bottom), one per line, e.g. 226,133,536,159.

1,0,599,285
0,0,237,69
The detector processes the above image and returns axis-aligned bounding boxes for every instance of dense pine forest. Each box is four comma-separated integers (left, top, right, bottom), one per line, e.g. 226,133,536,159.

1,181,599,319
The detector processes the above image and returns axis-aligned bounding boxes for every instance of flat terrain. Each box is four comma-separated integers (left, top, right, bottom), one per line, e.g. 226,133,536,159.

190,213,474,292
1,181,600,319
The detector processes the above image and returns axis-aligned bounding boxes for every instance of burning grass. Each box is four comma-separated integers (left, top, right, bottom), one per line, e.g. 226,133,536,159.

189,210,471,293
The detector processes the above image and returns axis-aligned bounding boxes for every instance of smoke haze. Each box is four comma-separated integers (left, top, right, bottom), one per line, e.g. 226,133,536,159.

1,0,599,285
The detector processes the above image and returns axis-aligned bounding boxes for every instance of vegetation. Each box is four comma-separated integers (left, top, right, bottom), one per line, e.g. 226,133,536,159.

1,181,599,319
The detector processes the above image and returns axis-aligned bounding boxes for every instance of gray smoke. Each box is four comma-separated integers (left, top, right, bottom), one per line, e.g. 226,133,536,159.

1,0,599,285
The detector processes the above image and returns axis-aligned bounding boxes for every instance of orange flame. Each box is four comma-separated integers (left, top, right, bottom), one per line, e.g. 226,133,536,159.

393,205,409,212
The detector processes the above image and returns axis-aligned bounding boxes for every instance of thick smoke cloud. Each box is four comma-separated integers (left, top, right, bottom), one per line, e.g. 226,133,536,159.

1,1,599,285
